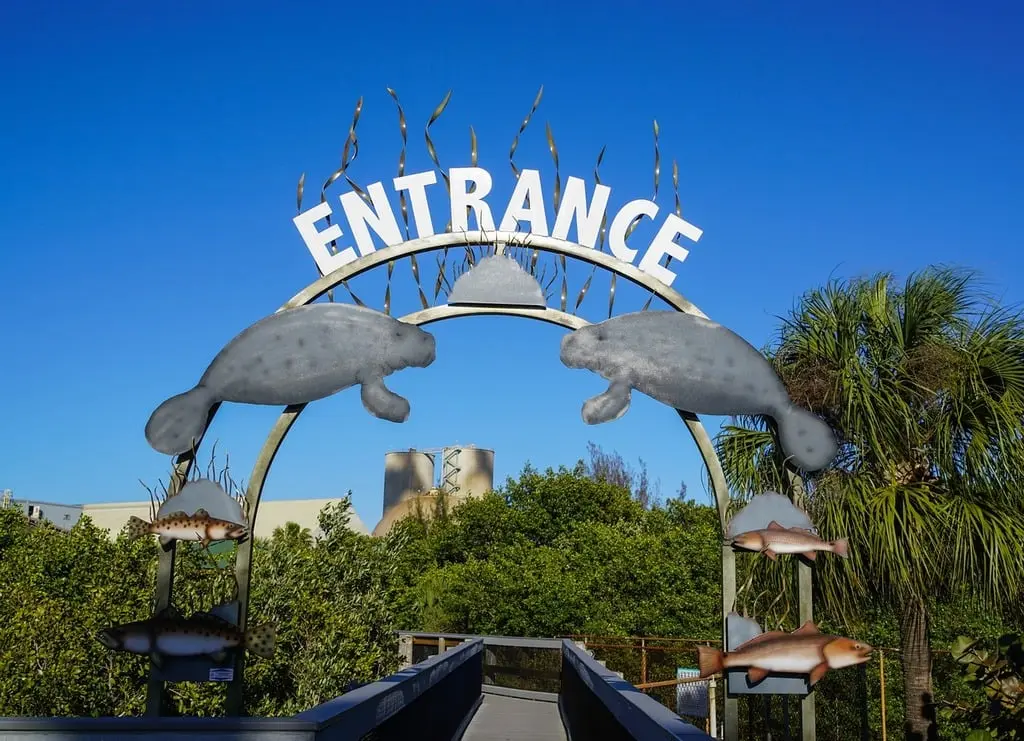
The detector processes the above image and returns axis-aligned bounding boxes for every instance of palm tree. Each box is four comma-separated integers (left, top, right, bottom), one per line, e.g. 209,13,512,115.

715,266,1024,740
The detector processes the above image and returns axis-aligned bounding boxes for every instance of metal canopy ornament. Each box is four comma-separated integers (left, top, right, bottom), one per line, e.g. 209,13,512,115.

136,86,835,740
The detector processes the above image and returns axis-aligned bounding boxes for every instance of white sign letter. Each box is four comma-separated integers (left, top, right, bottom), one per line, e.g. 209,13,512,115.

292,201,357,274
339,182,404,257
638,214,703,286
608,199,659,263
551,176,611,247
449,167,496,231
393,170,437,238
498,168,549,235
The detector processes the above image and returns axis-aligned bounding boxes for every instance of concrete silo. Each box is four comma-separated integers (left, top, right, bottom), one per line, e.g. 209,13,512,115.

441,445,495,502
381,449,436,514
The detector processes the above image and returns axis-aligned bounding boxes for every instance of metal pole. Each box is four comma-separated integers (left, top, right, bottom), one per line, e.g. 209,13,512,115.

787,469,816,741
721,545,739,741
641,638,647,686
859,662,869,741
879,651,888,741
709,676,718,739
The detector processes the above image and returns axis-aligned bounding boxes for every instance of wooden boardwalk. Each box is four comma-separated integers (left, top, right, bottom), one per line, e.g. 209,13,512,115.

462,689,567,741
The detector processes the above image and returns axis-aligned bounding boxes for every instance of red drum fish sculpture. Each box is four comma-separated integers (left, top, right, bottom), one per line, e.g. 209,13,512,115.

697,621,872,686
731,521,849,561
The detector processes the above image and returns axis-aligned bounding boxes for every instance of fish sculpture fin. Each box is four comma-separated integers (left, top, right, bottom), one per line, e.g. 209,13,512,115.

734,631,788,652
766,521,786,530
158,534,176,547
792,621,820,636
210,649,229,663
150,651,164,670
808,661,829,686
165,510,189,519
193,508,210,519
360,379,411,423
831,538,850,558
125,516,151,542
696,645,724,678
763,549,778,561
208,601,240,626
747,666,770,684
194,610,235,628
245,623,277,659
801,550,818,561
154,605,181,620
581,381,632,425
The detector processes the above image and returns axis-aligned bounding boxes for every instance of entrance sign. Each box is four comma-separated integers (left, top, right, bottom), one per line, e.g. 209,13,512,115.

293,166,704,289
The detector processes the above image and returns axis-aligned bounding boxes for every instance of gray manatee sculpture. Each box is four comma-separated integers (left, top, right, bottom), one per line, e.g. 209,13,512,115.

145,304,437,456
559,311,838,471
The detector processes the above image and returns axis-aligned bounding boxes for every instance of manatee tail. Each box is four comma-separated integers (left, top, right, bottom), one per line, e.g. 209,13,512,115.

773,404,839,472
144,386,217,456
245,623,276,659
125,516,151,542
697,645,725,678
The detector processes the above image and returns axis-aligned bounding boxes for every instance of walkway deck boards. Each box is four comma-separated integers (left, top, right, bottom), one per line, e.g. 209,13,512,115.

463,693,566,741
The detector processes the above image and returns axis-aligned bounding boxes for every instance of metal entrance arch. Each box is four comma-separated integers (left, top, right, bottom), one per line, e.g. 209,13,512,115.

147,231,804,737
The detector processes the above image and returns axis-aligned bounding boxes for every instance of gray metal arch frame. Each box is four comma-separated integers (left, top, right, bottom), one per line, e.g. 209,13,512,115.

146,231,798,736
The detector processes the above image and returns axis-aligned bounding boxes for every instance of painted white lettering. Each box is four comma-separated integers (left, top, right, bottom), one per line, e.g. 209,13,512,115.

608,199,659,262
638,213,703,286
292,201,357,275
393,170,438,238
498,168,549,235
551,176,611,248
449,167,496,231
339,182,404,257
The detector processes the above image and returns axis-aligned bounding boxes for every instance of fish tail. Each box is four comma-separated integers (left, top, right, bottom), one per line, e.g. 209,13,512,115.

697,645,725,678
125,516,151,541
773,404,839,472
831,538,850,558
144,385,217,456
245,624,276,659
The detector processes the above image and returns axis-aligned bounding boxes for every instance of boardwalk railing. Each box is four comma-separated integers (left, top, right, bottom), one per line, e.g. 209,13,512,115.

0,638,484,741
0,633,712,740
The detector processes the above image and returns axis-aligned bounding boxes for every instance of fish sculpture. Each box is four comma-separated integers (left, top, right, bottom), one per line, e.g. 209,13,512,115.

559,311,839,471
96,604,275,666
145,304,437,456
697,621,872,686
125,508,247,547
731,521,849,561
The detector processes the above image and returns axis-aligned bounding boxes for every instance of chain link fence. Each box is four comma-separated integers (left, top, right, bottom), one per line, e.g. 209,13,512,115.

567,636,975,740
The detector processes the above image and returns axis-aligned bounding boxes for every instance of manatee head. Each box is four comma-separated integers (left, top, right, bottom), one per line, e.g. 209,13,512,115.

560,325,608,370
387,321,436,369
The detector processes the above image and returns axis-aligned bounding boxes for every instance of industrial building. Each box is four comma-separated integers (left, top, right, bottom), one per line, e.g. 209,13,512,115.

0,444,493,542
0,488,369,539
371,445,495,537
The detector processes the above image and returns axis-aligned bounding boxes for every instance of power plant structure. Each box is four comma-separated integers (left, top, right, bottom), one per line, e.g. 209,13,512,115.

372,445,495,537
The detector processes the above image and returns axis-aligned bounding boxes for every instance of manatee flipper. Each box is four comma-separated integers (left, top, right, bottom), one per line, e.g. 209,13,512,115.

581,381,632,425
772,404,839,472
145,385,218,456
360,379,410,423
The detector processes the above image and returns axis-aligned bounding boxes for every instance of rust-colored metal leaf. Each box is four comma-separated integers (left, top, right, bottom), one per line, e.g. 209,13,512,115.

409,255,429,309
546,122,562,213
574,270,595,314
387,87,411,240
509,85,543,178
342,281,364,307
425,89,453,190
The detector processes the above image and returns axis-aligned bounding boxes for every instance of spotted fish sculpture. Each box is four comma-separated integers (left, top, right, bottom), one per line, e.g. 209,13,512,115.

96,603,275,667
145,304,437,456
559,311,839,471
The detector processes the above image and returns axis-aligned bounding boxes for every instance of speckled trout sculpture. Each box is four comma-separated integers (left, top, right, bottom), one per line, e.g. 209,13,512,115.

559,311,839,471
96,604,275,667
145,304,437,456
125,508,247,548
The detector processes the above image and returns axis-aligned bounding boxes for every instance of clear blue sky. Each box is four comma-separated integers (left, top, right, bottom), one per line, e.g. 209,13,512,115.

2,1,1022,531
